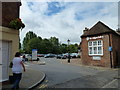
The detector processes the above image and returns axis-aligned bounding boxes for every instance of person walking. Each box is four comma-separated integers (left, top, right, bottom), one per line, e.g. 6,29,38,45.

12,52,26,89
22,55,26,62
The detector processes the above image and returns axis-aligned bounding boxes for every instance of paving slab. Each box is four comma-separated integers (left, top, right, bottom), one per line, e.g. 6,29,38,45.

2,68,46,89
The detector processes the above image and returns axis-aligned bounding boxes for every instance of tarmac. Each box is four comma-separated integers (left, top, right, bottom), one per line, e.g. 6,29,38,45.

2,62,46,89
1,59,120,89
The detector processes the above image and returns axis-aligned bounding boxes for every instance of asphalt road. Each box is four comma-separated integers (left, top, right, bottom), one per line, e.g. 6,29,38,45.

26,57,118,89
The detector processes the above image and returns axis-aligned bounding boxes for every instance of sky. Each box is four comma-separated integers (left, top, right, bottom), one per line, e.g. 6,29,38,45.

20,0,118,44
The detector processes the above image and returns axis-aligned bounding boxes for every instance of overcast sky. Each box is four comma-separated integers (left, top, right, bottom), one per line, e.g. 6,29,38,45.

20,0,118,44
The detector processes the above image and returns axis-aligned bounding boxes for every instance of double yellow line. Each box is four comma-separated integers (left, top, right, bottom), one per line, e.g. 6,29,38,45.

39,80,48,88
39,84,48,88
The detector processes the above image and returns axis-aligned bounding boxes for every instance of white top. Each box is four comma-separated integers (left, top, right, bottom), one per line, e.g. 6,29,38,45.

12,57,22,73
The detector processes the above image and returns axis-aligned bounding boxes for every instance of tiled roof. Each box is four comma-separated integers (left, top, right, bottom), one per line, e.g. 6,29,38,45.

81,21,119,37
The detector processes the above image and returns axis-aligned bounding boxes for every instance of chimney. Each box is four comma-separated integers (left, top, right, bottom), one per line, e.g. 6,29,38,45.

83,27,89,33
116,28,120,34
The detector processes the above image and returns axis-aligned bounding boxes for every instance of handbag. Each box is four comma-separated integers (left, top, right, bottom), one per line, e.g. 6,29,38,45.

9,62,13,68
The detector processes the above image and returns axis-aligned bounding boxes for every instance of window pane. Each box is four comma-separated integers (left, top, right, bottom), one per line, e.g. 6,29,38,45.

98,47,102,54
98,40,102,45
89,42,92,46
89,47,92,54
93,41,97,46
93,47,97,54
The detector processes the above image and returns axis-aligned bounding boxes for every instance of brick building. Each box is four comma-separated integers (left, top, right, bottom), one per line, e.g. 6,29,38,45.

81,21,120,68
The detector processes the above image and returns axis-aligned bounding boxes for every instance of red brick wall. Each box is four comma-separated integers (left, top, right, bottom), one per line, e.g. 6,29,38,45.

111,34,120,67
81,34,112,67
0,2,21,27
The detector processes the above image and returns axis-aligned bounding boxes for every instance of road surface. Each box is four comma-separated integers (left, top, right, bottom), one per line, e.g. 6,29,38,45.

25,57,118,89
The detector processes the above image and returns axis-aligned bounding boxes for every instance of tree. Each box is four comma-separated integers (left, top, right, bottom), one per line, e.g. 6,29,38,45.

69,44,78,53
41,39,53,54
60,44,67,54
23,31,37,53
22,31,78,54
49,37,60,54
27,37,42,53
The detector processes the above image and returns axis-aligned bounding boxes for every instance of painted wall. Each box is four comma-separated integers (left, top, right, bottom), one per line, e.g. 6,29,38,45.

0,26,19,61
0,26,19,76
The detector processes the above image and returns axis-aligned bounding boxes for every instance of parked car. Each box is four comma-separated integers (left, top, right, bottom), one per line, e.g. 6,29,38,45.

56,54,62,59
62,54,67,59
70,53,79,58
56,54,67,59
44,54,55,58
37,54,44,57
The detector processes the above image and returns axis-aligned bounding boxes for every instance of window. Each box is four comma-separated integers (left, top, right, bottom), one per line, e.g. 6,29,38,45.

88,40,103,55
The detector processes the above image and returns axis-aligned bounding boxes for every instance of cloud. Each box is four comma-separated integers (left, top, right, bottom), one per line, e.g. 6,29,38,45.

20,1,118,44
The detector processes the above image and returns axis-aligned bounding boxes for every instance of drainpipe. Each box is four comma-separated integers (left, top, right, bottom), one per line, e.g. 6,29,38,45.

108,34,112,68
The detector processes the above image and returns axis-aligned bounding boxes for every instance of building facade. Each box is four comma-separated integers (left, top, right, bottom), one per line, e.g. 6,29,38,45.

0,1,21,82
81,21,120,68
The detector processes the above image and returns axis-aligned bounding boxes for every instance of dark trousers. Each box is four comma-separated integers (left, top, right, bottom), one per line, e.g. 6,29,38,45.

12,73,22,89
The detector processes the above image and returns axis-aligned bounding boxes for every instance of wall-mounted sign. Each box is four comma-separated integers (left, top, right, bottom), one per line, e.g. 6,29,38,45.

92,56,101,60
86,36,104,41
108,46,112,51
32,49,37,60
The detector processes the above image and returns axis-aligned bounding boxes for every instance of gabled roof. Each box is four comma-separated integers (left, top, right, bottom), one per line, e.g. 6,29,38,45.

81,21,119,37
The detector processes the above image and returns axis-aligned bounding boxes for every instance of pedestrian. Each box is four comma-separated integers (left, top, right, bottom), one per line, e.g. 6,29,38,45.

22,55,26,62
12,52,26,89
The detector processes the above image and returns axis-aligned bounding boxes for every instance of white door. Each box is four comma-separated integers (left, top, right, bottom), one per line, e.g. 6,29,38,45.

0,40,11,82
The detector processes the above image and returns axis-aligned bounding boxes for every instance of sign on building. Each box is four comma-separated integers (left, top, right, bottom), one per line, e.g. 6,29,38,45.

108,46,112,51
92,56,101,60
32,49,37,60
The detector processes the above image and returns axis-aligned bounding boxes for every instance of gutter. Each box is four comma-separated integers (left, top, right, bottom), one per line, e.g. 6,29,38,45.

108,34,113,68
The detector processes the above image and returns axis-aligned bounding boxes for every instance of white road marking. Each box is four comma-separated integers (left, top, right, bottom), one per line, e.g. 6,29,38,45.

102,79,117,88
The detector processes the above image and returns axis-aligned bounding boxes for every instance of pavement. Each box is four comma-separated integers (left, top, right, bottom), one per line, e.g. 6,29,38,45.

2,62,46,89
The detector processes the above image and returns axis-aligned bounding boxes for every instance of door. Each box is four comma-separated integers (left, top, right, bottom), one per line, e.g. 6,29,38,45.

0,40,11,82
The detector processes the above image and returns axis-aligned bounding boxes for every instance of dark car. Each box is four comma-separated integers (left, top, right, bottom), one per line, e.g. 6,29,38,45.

44,54,55,58
56,54,67,59
56,54,62,59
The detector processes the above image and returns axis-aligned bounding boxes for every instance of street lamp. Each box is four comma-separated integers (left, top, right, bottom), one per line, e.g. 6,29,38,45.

67,39,70,63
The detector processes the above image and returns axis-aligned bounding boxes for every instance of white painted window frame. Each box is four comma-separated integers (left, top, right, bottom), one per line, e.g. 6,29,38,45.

88,40,103,56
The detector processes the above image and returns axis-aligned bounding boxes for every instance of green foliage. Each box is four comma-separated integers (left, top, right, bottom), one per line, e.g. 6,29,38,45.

69,44,78,53
22,31,79,54
23,31,37,53
9,18,25,30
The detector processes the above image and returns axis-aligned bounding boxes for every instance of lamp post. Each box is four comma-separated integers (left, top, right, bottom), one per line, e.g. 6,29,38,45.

67,39,70,63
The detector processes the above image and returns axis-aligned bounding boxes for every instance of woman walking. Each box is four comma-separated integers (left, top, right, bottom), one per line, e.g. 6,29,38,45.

12,52,26,89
